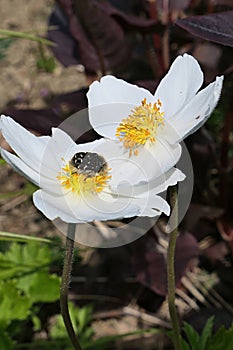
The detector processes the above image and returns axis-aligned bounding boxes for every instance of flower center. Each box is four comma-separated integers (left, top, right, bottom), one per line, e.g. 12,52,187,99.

57,152,111,196
116,98,164,156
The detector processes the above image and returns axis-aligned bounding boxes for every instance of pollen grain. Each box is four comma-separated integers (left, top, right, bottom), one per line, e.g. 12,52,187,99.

116,98,164,156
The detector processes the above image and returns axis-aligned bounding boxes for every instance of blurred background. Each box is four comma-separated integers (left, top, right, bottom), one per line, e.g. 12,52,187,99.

0,0,233,349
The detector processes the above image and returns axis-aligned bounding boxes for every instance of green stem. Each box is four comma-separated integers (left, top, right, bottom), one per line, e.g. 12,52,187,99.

0,28,55,46
60,223,83,350
167,186,181,350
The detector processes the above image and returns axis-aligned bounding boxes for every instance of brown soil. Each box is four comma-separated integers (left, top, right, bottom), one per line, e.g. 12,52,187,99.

0,0,87,110
0,0,87,237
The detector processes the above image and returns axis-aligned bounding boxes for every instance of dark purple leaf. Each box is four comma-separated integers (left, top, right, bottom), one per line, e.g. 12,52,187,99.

97,0,162,33
211,0,233,6
176,11,233,47
131,231,198,296
185,129,217,203
157,0,191,11
51,88,100,143
217,217,233,253
223,61,233,75
203,241,229,265
52,88,88,115
134,80,159,94
47,5,80,67
48,0,162,72
108,0,141,14
2,88,101,145
3,106,99,144
185,307,233,333
3,108,62,135
184,204,224,233
49,0,131,73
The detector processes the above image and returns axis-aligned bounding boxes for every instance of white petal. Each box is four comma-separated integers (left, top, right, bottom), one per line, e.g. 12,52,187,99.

163,76,223,143
101,190,170,217
39,127,79,178
0,115,50,172
50,127,76,158
140,195,170,216
108,140,182,189
61,137,115,161
119,167,185,197
33,183,170,223
151,167,185,194
1,148,62,194
88,103,135,139
33,190,78,223
33,189,141,223
60,138,180,191
154,54,204,119
87,75,153,139
87,75,153,107
0,116,76,183
107,167,185,217
1,149,40,186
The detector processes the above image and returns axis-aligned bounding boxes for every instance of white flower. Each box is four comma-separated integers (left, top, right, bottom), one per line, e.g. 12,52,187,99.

0,116,185,223
87,54,223,167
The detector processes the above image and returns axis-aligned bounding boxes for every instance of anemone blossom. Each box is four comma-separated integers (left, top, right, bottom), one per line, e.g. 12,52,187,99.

87,54,223,171
0,116,185,223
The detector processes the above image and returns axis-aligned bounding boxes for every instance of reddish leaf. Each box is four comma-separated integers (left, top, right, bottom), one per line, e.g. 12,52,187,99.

156,0,191,11
203,241,229,265
217,217,233,253
192,42,222,82
185,307,233,333
133,80,159,94
2,89,100,145
48,0,162,72
2,83,159,140
50,0,131,73
97,0,162,32
52,88,88,115
211,0,233,6
185,129,217,203
131,231,198,296
176,11,233,47
184,204,223,233
2,108,62,135
47,5,80,67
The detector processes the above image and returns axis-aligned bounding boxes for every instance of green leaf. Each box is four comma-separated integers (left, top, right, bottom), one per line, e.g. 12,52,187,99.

180,337,191,350
0,231,51,243
77,304,93,334
0,241,55,281
37,55,56,72
0,280,32,325
50,303,94,346
0,328,14,350
32,314,42,332
207,324,233,350
182,322,200,350
0,38,14,60
199,316,214,350
28,272,60,303
0,29,55,46
0,158,6,165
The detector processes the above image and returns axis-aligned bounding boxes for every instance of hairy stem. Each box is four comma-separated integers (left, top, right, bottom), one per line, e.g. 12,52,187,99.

60,223,83,350
167,186,181,350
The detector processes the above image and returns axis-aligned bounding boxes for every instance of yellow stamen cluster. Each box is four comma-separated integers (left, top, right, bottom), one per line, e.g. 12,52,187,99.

116,98,164,156
57,162,111,196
